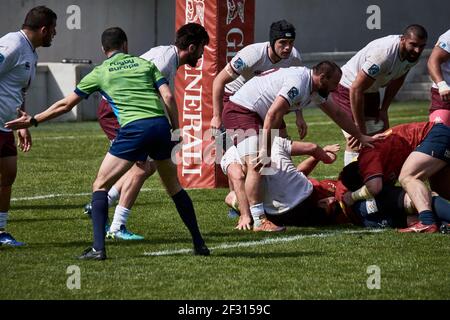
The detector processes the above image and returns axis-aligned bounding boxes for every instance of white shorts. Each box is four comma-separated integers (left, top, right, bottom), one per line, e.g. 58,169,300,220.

236,135,259,158
220,145,243,175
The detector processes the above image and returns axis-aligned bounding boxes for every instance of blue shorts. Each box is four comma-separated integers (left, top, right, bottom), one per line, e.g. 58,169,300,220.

415,123,450,163
109,117,175,162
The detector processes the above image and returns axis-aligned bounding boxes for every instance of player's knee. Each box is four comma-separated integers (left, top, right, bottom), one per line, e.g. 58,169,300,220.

398,174,414,188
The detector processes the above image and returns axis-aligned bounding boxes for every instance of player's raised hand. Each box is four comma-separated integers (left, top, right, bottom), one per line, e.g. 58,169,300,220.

5,108,32,130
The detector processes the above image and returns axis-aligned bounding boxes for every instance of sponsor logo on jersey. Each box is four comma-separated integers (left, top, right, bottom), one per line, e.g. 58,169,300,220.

368,64,380,76
287,86,299,100
233,57,244,70
0,53,4,64
25,62,31,70
438,41,447,50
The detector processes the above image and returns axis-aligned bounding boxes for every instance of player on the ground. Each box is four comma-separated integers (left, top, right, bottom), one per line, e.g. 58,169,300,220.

338,122,450,233
222,61,375,232
210,20,302,231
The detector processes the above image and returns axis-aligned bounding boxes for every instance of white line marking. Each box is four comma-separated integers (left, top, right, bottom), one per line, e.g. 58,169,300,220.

10,188,164,201
33,135,105,141
144,229,385,256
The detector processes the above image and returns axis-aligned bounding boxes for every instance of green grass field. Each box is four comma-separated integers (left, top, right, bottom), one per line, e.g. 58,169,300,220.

1,101,449,300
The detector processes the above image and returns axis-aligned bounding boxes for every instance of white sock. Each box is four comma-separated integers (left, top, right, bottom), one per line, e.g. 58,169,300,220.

110,205,130,233
250,203,265,226
0,212,8,230
344,151,359,166
107,186,120,207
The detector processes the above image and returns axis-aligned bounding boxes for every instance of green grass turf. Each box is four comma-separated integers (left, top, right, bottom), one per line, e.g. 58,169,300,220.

1,101,449,300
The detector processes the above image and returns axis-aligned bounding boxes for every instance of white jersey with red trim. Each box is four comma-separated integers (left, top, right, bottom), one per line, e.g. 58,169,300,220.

140,45,178,87
0,31,38,131
220,136,313,215
263,136,313,214
225,41,302,94
432,29,450,89
229,66,325,121
340,35,417,93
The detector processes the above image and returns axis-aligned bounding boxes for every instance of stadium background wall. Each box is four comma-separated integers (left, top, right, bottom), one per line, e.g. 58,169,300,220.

0,0,446,116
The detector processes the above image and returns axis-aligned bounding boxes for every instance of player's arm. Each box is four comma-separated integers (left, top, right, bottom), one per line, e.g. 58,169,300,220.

428,45,450,101
320,98,375,148
379,73,408,130
158,83,179,131
16,99,32,152
349,70,376,134
5,93,83,129
262,96,290,156
295,143,339,175
211,64,238,129
295,109,307,139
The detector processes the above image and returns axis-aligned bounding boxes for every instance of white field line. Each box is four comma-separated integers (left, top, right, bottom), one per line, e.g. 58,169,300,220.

10,188,163,201
33,134,105,141
144,229,385,256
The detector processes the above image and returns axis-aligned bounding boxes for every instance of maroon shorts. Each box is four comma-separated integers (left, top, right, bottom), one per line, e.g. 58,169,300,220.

222,99,286,133
0,131,17,158
331,84,381,119
97,99,120,141
430,87,450,113
222,100,262,133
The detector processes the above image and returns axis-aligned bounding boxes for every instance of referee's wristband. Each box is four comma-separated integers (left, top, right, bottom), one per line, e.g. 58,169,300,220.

437,81,450,93
30,116,38,127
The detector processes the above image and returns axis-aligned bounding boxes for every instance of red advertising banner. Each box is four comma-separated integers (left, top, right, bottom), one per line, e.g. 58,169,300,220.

175,0,255,188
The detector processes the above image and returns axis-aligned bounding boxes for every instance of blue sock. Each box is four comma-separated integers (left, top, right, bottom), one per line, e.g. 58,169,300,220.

91,190,108,251
432,196,450,224
418,209,436,225
172,189,204,247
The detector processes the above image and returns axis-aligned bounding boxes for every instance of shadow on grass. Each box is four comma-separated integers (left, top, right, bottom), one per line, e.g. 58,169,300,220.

11,204,88,211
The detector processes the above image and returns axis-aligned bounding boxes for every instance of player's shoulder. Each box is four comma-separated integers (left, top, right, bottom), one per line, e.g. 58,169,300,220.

238,41,268,58
440,29,450,39
0,32,24,54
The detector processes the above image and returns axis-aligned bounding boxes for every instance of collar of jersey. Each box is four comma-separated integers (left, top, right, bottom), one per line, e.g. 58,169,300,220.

19,30,35,52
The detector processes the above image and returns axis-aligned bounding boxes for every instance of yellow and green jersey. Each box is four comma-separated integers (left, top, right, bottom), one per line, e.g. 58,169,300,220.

75,52,168,126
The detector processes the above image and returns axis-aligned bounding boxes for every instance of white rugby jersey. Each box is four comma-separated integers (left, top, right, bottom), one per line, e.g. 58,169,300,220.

220,136,313,214
225,41,302,94
229,67,325,121
432,29,450,89
263,136,313,214
340,35,417,93
0,31,38,131
140,45,178,86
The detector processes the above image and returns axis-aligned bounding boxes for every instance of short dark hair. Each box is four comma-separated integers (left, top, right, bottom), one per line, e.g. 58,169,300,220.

313,61,342,78
339,161,364,191
22,6,57,30
403,24,428,40
175,23,209,50
101,27,128,52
